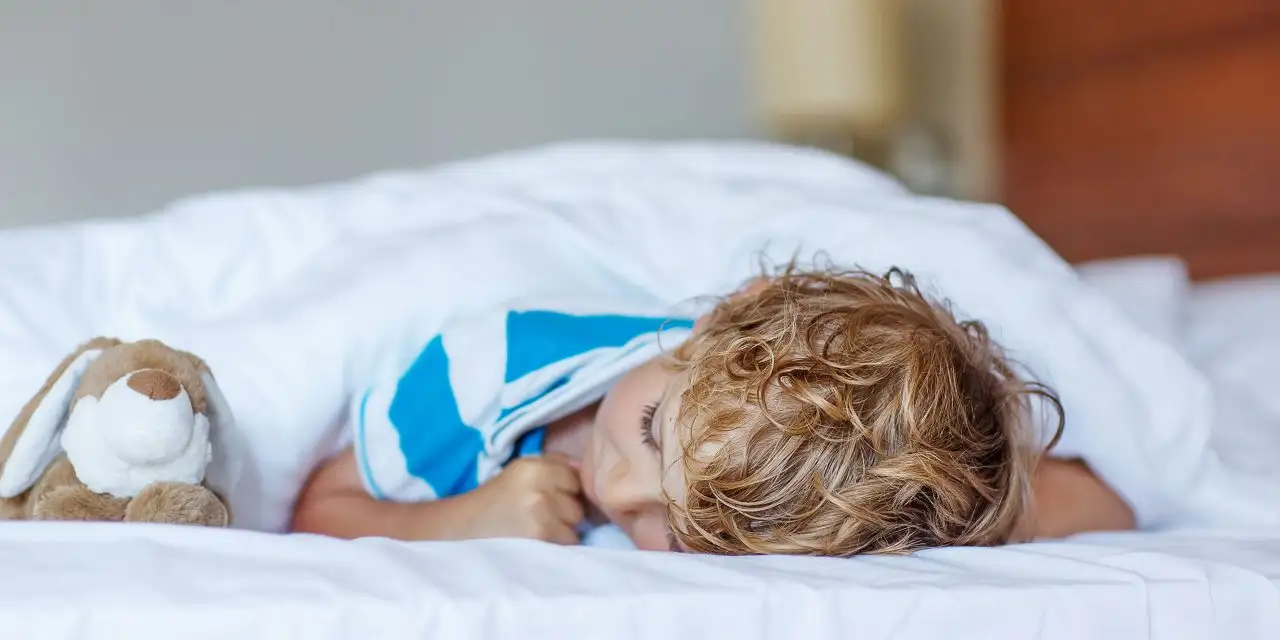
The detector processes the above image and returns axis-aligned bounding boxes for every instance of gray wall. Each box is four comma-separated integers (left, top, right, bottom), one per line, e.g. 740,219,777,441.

0,1,756,227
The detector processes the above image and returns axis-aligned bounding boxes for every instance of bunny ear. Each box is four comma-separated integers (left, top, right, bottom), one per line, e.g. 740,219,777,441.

198,368,256,529
0,341,114,497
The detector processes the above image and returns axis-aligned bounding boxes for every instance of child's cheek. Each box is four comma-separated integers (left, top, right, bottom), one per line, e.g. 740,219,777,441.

580,427,609,504
629,514,670,551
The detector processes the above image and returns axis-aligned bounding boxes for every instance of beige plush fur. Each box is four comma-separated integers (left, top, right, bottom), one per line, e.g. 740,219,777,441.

0,337,229,527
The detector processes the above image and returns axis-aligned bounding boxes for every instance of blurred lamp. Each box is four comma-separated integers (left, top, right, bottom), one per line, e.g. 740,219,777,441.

749,0,904,160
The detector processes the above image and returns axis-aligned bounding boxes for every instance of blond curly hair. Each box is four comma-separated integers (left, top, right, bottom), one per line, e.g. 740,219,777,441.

668,266,1062,557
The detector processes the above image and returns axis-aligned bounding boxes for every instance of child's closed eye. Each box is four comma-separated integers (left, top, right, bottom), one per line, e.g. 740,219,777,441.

640,402,659,452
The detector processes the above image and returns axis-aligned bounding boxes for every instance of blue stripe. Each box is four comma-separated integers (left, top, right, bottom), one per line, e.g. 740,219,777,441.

513,427,547,459
389,336,483,497
496,376,569,424
503,311,694,383
355,388,384,500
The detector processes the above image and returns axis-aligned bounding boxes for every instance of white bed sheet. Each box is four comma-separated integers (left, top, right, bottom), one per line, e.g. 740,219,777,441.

1,521,1279,640
1,256,1279,640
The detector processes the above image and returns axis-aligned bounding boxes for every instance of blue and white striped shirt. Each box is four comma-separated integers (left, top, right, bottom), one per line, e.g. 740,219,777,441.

352,305,694,502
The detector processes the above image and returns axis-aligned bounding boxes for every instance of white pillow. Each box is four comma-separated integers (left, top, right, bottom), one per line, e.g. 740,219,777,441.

1075,255,1189,347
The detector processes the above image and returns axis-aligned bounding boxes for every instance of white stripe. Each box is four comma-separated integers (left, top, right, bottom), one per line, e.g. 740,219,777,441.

355,383,438,503
482,327,692,465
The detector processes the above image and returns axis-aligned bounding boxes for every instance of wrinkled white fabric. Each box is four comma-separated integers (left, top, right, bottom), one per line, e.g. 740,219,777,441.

0,141,1255,533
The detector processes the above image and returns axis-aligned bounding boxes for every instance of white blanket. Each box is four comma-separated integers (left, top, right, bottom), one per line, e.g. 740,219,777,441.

0,140,1275,534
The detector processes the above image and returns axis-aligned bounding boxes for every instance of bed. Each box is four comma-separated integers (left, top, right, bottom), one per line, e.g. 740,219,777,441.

0,144,1276,640
3,6,1280,639
1,266,1279,640
2,261,1280,640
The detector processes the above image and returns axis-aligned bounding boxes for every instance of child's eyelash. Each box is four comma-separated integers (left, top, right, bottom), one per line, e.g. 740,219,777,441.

640,403,659,452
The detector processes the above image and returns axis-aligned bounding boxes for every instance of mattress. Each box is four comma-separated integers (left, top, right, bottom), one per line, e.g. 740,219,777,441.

0,253,1277,640
2,522,1279,640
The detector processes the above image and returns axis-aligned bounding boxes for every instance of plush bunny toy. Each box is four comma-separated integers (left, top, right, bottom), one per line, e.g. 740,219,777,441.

0,338,233,526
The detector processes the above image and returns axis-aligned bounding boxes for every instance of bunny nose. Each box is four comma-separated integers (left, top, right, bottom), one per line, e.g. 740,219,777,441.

102,370,195,465
127,369,182,401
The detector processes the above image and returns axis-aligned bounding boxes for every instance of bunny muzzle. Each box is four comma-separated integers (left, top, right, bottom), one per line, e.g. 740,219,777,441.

61,368,213,498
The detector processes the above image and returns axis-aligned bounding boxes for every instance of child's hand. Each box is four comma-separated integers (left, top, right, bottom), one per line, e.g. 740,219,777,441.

461,455,585,544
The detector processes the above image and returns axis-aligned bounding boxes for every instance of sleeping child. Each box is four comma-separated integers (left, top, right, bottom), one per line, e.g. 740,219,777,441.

291,265,1135,556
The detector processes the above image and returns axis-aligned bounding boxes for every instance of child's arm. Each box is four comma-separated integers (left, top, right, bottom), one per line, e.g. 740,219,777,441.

1020,457,1136,541
291,446,585,543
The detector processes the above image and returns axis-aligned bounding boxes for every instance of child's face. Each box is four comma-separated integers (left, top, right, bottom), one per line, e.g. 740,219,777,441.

579,355,686,551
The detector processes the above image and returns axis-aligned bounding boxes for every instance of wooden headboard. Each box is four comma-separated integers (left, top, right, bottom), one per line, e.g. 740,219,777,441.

999,1,1280,279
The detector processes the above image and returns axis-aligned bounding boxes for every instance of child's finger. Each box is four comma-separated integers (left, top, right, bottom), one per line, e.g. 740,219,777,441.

545,520,581,546
542,452,581,470
535,456,583,494
551,492,585,526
